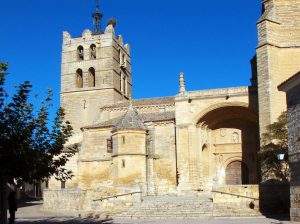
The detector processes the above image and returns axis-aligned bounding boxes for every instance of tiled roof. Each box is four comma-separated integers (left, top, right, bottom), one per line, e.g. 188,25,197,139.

83,111,175,130
113,105,147,131
101,97,175,110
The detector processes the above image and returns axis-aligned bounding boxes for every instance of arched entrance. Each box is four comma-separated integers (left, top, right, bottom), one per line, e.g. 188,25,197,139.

196,104,259,187
225,161,249,185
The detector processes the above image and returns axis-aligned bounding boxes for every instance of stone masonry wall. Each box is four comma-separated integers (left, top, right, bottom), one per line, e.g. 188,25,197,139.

256,0,300,135
287,85,300,221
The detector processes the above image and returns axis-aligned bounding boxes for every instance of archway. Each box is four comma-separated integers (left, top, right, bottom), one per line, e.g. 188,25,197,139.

225,161,249,185
196,104,259,186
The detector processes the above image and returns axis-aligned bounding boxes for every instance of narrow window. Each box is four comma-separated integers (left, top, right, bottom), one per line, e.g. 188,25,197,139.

122,54,126,67
90,44,96,59
76,69,83,88
107,138,112,153
77,45,84,60
122,76,126,94
61,181,66,189
125,76,128,96
119,49,122,64
121,136,125,144
120,72,124,92
45,180,49,189
122,159,126,168
88,67,96,87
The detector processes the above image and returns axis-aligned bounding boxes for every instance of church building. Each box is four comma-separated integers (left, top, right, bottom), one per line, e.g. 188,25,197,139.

44,0,300,218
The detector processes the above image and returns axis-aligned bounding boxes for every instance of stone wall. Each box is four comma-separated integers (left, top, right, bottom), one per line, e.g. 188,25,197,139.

43,189,87,215
212,185,260,216
287,84,300,221
43,187,142,217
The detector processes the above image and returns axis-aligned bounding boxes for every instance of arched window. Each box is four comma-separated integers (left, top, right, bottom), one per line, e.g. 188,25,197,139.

77,46,84,60
76,69,83,88
88,67,95,87
202,144,210,179
90,44,96,59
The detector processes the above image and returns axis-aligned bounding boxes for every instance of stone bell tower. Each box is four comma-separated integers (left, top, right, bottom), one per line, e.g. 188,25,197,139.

60,3,132,132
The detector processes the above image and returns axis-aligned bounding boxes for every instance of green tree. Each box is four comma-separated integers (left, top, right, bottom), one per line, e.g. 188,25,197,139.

260,111,289,183
0,63,77,224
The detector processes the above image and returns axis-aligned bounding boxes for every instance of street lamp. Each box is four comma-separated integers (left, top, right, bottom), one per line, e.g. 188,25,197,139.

277,153,285,161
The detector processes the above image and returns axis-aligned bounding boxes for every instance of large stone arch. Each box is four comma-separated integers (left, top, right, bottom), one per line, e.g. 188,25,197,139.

195,102,259,187
193,101,257,126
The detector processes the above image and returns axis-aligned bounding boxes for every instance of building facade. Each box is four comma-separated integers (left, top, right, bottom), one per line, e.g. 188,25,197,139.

44,0,300,217
279,72,300,222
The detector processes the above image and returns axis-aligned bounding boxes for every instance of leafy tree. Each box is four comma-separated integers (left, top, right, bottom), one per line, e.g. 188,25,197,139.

0,63,77,224
259,111,289,183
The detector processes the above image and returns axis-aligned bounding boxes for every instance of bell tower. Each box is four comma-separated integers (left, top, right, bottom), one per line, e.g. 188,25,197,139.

60,2,132,132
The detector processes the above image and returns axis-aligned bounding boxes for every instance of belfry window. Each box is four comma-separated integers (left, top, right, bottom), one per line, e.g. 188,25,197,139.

90,44,96,59
77,45,84,61
88,67,96,87
76,69,83,88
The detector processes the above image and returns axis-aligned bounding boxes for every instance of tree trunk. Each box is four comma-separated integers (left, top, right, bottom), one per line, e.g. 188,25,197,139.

0,178,7,224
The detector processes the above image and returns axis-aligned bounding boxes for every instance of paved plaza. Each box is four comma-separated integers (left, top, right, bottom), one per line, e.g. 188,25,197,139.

14,202,297,224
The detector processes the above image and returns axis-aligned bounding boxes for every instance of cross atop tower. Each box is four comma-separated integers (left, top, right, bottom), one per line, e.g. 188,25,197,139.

92,0,103,34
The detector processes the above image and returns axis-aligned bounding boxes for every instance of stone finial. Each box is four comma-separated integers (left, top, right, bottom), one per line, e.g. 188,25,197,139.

62,31,71,45
124,44,131,54
108,18,117,28
105,23,115,35
82,29,92,39
179,72,186,95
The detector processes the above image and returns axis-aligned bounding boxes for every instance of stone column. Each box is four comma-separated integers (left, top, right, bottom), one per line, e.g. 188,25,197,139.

176,125,192,193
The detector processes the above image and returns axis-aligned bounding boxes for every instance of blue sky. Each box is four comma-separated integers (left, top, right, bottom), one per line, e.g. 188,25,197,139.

0,0,261,116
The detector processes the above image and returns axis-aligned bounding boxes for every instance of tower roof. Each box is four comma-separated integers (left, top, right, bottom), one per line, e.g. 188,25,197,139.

113,104,147,132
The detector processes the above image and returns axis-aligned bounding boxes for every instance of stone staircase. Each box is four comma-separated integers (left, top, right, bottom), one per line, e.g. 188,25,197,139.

114,193,213,219
213,203,262,217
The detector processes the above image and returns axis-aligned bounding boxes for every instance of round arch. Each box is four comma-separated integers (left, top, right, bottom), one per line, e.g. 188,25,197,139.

193,101,254,125
195,102,258,130
225,160,249,185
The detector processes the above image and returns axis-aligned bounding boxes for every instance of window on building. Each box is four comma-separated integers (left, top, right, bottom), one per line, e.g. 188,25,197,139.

45,180,49,189
107,138,112,153
121,136,125,144
122,76,126,94
119,49,122,64
61,181,66,189
90,44,96,59
77,45,84,60
122,159,126,168
88,67,96,87
76,69,83,88
122,54,126,67
125,76,128,96
120,72,124,93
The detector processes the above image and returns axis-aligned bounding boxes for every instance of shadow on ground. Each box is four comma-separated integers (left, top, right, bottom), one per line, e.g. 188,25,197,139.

17,218,114,224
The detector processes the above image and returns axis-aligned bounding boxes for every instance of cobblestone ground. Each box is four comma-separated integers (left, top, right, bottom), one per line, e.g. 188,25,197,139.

15,202,296,224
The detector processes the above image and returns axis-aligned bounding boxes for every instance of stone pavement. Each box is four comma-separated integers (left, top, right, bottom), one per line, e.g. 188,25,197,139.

15,201,297,224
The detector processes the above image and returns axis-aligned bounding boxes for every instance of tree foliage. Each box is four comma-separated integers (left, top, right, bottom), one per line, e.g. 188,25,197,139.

260,111,289,183
0,62,77,186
